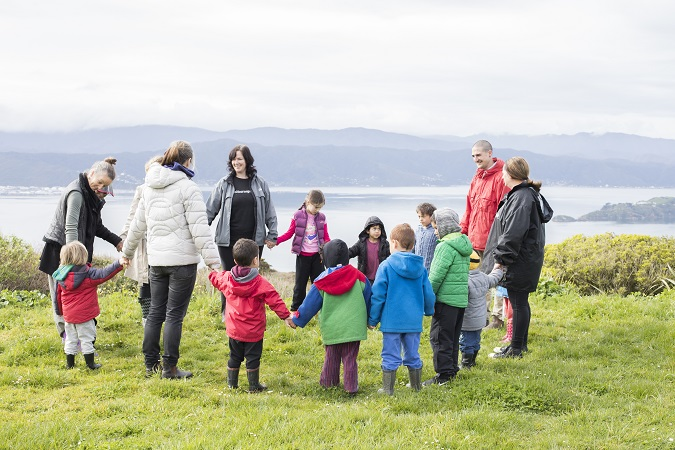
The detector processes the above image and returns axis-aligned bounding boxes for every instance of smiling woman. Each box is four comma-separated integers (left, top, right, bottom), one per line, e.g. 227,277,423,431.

38,157,123,339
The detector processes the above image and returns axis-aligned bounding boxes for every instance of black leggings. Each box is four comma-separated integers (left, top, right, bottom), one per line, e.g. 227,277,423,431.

508,289,531,351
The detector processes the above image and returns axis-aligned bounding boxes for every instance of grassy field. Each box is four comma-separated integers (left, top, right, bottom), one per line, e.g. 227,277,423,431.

1,270,674,449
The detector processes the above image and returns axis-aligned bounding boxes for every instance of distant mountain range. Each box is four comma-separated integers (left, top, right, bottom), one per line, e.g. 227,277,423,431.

2,125,675,188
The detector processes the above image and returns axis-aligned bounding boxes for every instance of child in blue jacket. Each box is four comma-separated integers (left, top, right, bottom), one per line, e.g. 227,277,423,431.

368,223,435,395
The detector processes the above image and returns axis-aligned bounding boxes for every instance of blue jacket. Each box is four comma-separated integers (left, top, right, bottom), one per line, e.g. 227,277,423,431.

368,251,435,333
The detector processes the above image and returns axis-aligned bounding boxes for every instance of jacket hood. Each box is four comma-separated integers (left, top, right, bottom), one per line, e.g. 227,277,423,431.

55,264,90,290
314,265,366,295
323,239,349,267
226,270,262,296
231,266,259,283
145,163,187,189
533,188,554,223
477,158,505,179
434,208,461,238
385,252,427,280
441,232,474,257
358,216,387,240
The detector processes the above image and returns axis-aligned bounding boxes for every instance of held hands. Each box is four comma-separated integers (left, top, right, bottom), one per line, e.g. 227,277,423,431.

265,240,276,249
284,317,296,329
367,325,376,330
119,256,130,268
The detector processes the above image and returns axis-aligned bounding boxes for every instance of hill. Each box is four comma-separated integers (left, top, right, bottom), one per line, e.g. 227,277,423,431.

577,197,675,223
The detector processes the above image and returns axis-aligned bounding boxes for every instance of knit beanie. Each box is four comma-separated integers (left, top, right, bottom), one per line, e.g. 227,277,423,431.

433,207,461,239
469,250,481,270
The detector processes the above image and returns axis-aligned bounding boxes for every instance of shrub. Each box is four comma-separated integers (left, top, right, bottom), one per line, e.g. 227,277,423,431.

0,234,48,292
544,233,675,295
0,289,49,308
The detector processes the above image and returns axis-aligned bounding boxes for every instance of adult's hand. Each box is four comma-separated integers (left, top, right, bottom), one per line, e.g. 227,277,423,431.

265,240,276,249
116,240,124,252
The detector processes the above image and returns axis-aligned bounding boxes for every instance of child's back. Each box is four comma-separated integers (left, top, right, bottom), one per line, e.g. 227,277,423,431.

464,267,503,332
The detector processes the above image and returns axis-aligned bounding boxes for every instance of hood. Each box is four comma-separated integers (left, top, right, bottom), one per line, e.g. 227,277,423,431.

441,232,474,257
385,252,427,280
477,158,504,179
226,268,261,296
534,188,554,223
145,163,187,189
358,216,388,240
55,264,90,290
322,239,349,267
434,208,461,239
314,265,366,295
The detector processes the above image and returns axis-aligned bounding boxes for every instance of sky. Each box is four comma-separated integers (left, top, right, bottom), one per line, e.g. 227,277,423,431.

1,1,674,138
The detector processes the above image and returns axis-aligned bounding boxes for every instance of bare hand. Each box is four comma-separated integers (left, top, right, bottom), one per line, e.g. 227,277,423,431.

284,317,296,329
265,240,276,249
116,240,124,252
367,325,376,330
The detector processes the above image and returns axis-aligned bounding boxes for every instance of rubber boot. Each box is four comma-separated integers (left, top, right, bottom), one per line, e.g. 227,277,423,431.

227,367,239,389
247,368,267,393
161,366,193,379
484,316,504,330
377,370,396,396
66,354,76,369
500,321,513,343
139,297,151,319
407,367,422,392
83,353,101,370
461,352,472,368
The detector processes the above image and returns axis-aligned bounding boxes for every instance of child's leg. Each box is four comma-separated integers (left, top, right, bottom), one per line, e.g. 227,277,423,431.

77,319,97,355
63,322,79,355
430,303,456,379
341,341,360,393
291,255,313,311
450,307,465,375
400,333,422,369
244,340,266,392
381,333,403,371
228,338,245,370
308,253,325,283
320,344,341,388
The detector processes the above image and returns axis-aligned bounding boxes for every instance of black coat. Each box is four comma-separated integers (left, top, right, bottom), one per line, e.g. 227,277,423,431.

348,216,391,277
482,182,552,293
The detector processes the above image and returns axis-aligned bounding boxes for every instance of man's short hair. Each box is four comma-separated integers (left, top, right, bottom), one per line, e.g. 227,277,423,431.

472,139,493,153
416,202,437,217
233,238,259,266
390,223,416,251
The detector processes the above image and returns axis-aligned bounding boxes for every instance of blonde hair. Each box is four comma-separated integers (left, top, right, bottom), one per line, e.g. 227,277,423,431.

60,241,88,266
390,223,415,251
145,155,163,172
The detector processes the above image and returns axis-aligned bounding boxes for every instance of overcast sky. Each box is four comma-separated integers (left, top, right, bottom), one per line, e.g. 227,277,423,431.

1,1,674,138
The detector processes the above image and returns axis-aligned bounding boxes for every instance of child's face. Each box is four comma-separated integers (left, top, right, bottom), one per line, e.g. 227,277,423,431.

418,212,432,227
306,202,323,215
368,225,381,241
431,220,439,238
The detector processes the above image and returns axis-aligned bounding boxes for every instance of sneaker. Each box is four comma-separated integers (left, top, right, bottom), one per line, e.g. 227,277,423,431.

494,344,528,353
489,346,523,359
422,375,451,387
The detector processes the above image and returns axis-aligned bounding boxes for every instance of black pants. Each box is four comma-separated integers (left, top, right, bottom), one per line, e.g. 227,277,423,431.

429,302,465,378
508,289,531,351
217,244,264,312
291,253,324,311
228,338,263,370
143,264,197,369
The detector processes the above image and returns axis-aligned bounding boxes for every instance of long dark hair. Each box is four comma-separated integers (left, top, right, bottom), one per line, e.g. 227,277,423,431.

228,144,257,178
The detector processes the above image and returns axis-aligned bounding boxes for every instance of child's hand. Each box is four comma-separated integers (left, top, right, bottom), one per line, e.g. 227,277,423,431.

119,256,130,268
265,240,276,249
284,317,296,329
367,325,376,330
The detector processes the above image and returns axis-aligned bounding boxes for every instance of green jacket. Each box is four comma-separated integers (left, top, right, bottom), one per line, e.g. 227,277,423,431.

428,232,473,307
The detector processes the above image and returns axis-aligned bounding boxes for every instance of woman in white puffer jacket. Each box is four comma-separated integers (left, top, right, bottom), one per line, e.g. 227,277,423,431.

122,141,220,379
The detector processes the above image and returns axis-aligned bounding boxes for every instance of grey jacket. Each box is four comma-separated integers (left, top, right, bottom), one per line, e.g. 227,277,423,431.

205,173,278,247
462,268,503,331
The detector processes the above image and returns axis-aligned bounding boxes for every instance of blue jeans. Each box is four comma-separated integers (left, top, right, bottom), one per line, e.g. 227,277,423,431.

381,332,422,371
143,264,197,369
459,330,482,354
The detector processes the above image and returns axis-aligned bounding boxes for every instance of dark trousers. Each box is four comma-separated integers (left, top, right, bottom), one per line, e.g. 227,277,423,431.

429,302,465,378
291,253,324,311
217,244,264,312
508,289,531,351
143,264,197,369
228,338,263,370
321,341,360,393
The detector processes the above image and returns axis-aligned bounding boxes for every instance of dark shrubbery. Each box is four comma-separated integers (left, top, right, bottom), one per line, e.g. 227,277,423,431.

544,233,675,295
0,235,48,292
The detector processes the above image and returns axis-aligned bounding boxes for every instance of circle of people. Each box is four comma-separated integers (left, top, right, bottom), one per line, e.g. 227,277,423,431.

39,139,550,394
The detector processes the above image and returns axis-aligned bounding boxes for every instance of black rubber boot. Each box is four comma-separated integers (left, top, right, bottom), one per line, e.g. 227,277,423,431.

145,361,162,378
161,366,193,379
227,368,239,389
138,297,151,319
407,367,422,392
66,354,76,369
247,368,267,393
377,370,397,395
83,353,101,370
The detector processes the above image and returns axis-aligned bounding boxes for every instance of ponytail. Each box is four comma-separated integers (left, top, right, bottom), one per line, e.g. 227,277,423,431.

159,141,193,166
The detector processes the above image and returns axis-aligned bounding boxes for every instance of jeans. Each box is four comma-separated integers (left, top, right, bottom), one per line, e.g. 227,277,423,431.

143,264,197,369
429,303,465,378
459,329,481,354
508,289,531,351
381,332,422,371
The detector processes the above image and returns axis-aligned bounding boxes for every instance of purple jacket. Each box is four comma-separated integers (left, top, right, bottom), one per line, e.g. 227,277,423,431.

277,206,327,255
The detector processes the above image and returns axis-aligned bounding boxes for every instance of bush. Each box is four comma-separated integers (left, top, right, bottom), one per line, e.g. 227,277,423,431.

0,289,49,308
0,234,48,292
544,233,675,295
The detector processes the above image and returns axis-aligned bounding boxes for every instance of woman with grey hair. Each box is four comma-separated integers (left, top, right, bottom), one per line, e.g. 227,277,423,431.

39,157,123,340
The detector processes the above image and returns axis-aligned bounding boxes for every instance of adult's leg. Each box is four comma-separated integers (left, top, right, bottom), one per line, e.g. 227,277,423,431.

217,246,236,312
162,264,197,368
320,344,341,388
508,290,531,351
143,266,168,368
291,255,312,311
341,341,360,393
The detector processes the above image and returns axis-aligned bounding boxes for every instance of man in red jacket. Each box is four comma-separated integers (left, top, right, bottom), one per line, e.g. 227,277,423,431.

459,140,510,329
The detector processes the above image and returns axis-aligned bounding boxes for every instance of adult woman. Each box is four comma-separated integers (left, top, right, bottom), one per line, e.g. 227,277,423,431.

483,157,552,359
205,144,278,312
122,141,220,379
39,157,123,338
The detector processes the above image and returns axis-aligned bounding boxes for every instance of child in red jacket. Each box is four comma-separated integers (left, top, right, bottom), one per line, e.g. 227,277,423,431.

209,238,295,392
53,241,125,370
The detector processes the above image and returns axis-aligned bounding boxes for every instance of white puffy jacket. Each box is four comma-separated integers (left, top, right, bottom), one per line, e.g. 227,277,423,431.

122,163,220,269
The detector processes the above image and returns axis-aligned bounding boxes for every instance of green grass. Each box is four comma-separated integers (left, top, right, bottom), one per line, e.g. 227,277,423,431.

1,271,674,449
